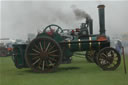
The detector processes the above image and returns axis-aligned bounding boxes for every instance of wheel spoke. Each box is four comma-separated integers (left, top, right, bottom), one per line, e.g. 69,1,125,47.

48,45,55,52
108,50,114,57
114,57,118,61
101,53,107,58
48,60,54,66
56,28,59,33
42,61,45,71
32,58,40,65
49,26,52,30
32,49,40,53
48,57,56,62
32,56,40,60
45,42,51,52
39,42,43,52
100,60,106,65
48,49,58,54
48,60,52,64
34,43,41,51
107,64,114,68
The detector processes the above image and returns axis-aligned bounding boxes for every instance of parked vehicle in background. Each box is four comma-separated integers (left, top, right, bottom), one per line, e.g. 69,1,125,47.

0,38,15,57
0,43,8,57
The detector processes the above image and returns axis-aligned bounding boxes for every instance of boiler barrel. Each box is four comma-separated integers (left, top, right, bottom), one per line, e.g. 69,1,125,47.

60,37,110,52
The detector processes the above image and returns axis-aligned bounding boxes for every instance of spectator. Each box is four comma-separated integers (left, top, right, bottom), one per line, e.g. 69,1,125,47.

115,40,123,55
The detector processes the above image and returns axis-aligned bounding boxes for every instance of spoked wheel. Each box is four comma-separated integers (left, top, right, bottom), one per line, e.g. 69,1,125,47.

25,37,62,73
43,24,63,34
85,50,95,63
96,47,121,70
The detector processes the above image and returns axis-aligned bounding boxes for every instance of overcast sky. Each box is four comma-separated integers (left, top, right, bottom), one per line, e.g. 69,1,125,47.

1,0,128,40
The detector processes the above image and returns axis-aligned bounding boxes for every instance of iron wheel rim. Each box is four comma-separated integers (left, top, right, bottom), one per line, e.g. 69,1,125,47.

43,24,63,34
25,37,62,73
96,47,121,70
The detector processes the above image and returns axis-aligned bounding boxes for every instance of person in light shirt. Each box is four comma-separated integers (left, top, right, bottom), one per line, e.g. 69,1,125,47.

115,40,123,55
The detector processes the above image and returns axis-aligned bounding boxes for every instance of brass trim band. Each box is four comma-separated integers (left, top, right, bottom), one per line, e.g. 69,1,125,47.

89,37,92,49
68,40,71,48
78,39,81,50
89,42,92,49
98,42,101,49
89,37,92,41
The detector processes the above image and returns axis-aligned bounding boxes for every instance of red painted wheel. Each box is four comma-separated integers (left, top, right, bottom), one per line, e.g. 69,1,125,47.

25,37,62,73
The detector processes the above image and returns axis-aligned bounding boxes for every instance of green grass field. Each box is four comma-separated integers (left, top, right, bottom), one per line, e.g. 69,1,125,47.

0,55,128,85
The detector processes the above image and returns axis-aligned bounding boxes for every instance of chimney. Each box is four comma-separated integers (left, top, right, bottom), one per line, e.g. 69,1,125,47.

97,5,105,35
89,19,93,34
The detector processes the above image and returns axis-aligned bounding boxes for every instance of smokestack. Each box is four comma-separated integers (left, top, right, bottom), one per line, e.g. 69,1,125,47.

97,5,105,35
89,19,93,34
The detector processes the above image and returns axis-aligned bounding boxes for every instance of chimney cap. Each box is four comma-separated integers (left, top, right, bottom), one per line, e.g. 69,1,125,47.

97,5,105,8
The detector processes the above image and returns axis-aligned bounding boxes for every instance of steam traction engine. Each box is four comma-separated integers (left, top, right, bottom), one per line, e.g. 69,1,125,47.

12,5,121,72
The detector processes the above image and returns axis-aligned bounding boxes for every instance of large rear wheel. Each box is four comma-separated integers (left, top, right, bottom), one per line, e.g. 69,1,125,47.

25,37,62,73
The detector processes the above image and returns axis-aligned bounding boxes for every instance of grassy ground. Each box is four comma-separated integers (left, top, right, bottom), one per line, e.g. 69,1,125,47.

0,55,128,85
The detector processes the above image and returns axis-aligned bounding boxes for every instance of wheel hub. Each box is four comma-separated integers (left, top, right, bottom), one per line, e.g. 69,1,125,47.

40,52,48,60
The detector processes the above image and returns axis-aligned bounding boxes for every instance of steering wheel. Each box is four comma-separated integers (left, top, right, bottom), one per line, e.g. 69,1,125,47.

43,24,63,34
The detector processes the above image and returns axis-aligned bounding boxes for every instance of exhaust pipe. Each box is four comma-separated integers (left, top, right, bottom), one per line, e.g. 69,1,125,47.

98,5,105,35
89,19,93,34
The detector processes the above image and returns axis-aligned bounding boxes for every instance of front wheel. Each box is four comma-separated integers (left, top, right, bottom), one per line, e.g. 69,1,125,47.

95,47,121,70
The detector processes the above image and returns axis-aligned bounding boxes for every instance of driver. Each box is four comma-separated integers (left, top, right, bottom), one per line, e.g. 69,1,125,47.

47,29,55,36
